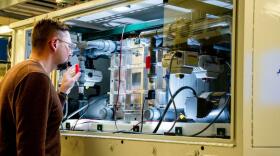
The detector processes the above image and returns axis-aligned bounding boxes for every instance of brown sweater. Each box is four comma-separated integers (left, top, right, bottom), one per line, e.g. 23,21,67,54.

0,60,65,156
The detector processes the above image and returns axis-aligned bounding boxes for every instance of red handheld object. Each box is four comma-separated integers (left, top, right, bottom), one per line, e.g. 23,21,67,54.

75,64,80,73
146,56,151,69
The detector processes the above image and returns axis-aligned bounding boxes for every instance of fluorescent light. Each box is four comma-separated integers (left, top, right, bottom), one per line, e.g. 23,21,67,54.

206,14,219,19
144,0,163,5
0,25,12,34
202,0,233,9
56,0,65,3
112,5,131,12
112,18,143,24
77,12,113,22
164,4,192,13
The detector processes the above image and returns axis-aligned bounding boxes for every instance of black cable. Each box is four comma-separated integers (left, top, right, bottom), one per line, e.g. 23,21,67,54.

153,86,197,133
113,121,144,134
166,53,179,133
189,94,230,137
167,112,178,133
225,61,231,93
113,130,142,134
140,98,146,132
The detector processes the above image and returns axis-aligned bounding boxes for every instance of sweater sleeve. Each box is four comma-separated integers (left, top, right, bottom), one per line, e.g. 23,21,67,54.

15,72,50,156
57,92,66,107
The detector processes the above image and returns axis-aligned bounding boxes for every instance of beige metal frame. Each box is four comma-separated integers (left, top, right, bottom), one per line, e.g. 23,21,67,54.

13,0,278,155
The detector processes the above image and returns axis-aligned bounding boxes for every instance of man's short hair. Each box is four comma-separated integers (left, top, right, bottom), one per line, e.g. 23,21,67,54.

32,18,69,49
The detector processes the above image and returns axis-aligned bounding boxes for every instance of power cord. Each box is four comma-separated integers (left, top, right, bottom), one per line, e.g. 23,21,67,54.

166,52,181,133
140,98,146,132
61,95,107,130
189,94,230,137
153,85,197,133
63,98,69,120
72,99,90,131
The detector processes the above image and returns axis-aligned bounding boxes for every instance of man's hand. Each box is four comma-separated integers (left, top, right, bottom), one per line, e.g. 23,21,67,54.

59,65,81,94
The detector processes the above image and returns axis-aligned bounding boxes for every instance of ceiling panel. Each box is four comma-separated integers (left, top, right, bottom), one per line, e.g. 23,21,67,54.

0,0,89,21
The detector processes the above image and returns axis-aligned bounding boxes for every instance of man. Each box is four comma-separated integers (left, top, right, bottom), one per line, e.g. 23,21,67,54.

0,19,81,156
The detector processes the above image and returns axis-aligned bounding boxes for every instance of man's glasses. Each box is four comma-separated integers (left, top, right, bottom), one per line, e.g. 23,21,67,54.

57,39,77,49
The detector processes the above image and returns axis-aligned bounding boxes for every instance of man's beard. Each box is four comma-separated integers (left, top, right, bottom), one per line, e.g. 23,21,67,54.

57,61,71,70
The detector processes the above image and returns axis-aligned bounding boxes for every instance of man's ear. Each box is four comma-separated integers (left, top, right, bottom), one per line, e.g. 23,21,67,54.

49,39,57,52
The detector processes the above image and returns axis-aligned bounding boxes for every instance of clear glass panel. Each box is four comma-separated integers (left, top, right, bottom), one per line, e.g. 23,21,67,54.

61,0,234,139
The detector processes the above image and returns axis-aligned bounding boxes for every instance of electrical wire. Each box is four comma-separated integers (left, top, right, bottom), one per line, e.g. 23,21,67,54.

166,110,178,133
222,61,231,121
60,97,69,130
132,121,143,131
113,98,147,133
63,95,107,121
166,53,179,133
140,98,146,132
63,98,69,120
72,99,90,131
113,121,144,134
72,95,108,130
113,130,142,134
70,120,98,131
114,24,126,131
225,61,231,71
225,61,231,92
61,95,107,129
153,86,197,133
167,114,184,133
189,94,230,137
